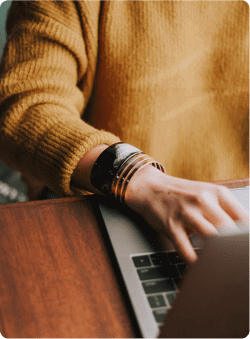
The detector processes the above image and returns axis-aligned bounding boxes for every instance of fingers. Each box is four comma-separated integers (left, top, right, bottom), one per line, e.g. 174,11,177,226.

189,207,239,236
171,202,240,264
181,208,219,238
202,192,242,234
183,191,241,236
168,218,198,265
217,186,249,221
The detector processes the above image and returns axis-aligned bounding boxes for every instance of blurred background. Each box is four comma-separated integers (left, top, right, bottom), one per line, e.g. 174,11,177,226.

0,0,29,204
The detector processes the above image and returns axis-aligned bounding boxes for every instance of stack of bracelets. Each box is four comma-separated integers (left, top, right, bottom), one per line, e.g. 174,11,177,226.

90,142,165,205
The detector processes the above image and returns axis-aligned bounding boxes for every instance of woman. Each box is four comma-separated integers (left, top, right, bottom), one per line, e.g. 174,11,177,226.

0,0,248,266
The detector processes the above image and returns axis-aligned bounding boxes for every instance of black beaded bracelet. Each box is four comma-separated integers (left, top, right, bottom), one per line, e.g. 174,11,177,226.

90,142,143,197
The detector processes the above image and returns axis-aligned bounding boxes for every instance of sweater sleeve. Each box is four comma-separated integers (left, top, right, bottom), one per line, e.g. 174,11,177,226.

0,0,120,197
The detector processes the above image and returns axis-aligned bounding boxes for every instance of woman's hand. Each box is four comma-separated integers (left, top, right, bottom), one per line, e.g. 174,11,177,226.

125,165,249,264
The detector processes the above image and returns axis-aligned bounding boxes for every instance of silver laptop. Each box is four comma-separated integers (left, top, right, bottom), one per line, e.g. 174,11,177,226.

95,185,249,338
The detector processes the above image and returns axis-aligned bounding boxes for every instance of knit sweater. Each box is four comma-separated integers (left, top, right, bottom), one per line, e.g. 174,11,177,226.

0,1,248,198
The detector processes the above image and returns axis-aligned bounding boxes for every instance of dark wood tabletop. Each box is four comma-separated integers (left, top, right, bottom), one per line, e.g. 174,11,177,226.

0,195,140,337
0,178,248,337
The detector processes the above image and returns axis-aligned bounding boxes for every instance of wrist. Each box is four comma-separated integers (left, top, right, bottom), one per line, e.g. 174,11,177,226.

125,164,166,211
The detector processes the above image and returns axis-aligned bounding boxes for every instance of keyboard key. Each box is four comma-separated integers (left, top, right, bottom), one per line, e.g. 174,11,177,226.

137,267,166,281
137,266,174,281
148,295,166,308
142,279,176,294
173,275,184,288
167,252,185,264
166,292,177,306
177,263,187,276
150,252,170,266
153,309,168,323
132,255,151,267
167,265,180,280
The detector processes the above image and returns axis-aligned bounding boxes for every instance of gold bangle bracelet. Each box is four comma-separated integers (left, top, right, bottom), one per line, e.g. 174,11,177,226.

111,154,151,200
117,157,153,202
114,158,165,204
120,158,157,204
110,152,165,204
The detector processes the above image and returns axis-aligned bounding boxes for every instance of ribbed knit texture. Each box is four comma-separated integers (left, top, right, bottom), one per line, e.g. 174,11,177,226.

0,1,248,197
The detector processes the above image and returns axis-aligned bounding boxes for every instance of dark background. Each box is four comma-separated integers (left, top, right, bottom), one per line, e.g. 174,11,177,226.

0,0,29,204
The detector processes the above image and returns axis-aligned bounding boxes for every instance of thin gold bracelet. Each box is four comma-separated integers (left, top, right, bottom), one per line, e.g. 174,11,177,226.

111,154,150,200
120,158,158,204
110,153,165,204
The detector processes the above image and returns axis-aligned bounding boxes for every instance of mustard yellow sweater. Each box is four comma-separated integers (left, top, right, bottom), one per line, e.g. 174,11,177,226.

0,1,248,197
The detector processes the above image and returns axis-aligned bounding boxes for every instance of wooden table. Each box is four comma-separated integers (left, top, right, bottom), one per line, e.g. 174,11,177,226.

0,178,248,337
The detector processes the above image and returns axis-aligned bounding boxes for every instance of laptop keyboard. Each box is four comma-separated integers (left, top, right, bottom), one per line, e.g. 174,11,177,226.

132,248,201,327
